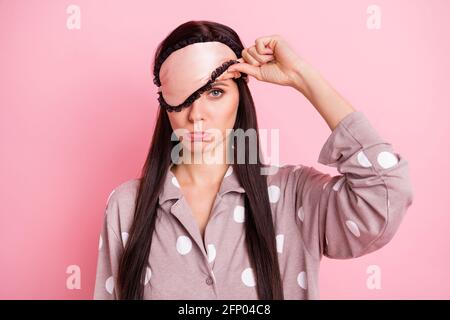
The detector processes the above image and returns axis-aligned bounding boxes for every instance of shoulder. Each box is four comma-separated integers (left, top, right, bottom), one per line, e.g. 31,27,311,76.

105,178,141,230
265,164,310,188
263,163,332,207
107,178,140,206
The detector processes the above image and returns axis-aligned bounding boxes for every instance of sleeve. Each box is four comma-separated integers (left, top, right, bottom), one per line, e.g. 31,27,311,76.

93,190,123,300
295,110,414,260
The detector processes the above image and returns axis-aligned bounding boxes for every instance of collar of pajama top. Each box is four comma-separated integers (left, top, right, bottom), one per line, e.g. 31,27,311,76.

157,163,248,255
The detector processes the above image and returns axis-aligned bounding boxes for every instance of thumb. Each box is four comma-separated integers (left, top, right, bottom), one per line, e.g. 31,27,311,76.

228,59,260,79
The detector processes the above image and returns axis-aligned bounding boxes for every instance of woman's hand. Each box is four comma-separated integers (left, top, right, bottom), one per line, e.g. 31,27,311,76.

217,34,304,88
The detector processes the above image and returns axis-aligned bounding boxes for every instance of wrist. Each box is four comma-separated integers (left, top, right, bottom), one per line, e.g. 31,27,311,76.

290,58,316,96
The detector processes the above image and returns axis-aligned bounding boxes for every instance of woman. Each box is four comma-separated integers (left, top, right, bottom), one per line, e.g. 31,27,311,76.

94,20,414,300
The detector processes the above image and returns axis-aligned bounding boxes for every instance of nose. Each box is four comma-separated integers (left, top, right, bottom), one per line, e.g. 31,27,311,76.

187,96,207,124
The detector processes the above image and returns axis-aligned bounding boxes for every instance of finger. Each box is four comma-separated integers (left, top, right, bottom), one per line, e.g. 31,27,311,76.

242,48,261,67
227,61,261,80
248,46,274,64
215,71,241,81
255,38,274,55
255,35,279,53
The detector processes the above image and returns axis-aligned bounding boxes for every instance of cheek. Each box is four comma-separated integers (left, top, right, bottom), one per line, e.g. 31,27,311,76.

167,112,187,137
214,91,239,127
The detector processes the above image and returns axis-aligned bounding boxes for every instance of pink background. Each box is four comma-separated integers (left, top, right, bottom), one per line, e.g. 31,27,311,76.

1,0,449,299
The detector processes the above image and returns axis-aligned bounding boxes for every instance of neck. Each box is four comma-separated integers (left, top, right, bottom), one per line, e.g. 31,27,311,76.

172,135,233,187
171,162,230,187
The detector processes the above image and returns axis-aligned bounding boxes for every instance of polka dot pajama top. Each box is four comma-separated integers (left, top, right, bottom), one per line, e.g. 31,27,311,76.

93,110,414,299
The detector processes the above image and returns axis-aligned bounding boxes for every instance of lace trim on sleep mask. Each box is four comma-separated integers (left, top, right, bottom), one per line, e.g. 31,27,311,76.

157,59,245,113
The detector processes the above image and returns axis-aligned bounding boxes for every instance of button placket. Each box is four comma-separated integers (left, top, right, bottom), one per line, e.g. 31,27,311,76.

201,194,223,264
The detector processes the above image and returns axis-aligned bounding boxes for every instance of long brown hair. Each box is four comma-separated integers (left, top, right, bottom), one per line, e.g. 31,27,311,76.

117,20,284,299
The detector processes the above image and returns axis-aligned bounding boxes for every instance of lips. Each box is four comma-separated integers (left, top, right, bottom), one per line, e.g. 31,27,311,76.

185,131,212,141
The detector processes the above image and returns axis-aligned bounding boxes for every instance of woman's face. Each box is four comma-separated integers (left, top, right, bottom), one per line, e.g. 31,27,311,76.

167,78,239,162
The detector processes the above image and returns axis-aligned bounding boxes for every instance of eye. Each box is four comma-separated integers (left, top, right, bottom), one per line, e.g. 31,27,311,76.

209,88,224,98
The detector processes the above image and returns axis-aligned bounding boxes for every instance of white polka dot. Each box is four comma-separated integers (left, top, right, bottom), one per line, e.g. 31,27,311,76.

98,235,103,250
207,244,216,263
332,177,345,191
297,206,305,222
377,151,398,169
276,234,285,253
241,268,256,287
357,151,372,167
121,232,129,247
171,176,180,188
297,271,307,290
345,220,361,237
105,276,114,294
225,166,233,177
268,185,281,203
144,267,152,285
233,205,245,223
176,235,192,255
